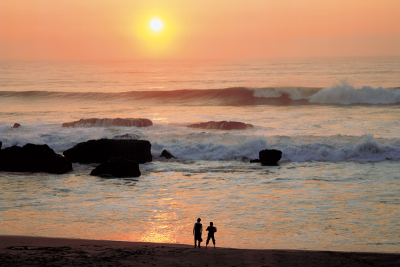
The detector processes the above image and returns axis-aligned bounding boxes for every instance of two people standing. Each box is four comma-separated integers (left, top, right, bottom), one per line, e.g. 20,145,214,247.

193,218,217,249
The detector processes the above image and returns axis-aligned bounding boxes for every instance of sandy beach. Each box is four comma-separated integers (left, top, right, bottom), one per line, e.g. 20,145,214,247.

0,235,399,267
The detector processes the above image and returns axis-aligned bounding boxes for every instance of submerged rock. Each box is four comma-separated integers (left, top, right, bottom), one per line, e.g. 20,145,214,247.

63,139,152,164
187,121,253,130
62,118,153,128
90,157,140,178
250,159,261,163
12,123,21,129
0,143,72,174
113,133,141,140
259,149,282,166
160,150,176,159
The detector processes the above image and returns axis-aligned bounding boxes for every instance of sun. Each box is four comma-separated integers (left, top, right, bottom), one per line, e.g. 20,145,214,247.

150,19,163,31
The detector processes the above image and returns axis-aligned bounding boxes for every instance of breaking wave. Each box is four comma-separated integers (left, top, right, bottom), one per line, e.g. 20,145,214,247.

152,134,400,163
309,82,400,104
0,82,399,106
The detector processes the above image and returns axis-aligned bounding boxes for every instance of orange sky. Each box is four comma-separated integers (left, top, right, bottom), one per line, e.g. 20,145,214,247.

0,0,399,60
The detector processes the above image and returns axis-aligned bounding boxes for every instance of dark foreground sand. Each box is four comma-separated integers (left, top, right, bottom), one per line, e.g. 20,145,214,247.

0,236,399,267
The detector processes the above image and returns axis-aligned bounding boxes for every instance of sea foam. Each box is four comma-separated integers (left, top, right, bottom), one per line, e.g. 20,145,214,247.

151,134,400,163
308,81,400,104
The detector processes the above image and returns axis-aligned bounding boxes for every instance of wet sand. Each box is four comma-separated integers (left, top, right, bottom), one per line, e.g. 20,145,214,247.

0,235,399,267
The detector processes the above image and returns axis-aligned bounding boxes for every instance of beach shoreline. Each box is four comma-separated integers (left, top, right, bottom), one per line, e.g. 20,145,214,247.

0,235,399,267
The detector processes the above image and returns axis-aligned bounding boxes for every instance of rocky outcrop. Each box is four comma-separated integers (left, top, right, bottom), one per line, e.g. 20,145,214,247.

187,121,253,130
0,143,72,174
0,141,2,149
12,123,21,129
62,118,153,128
160,150,176,159
113,133,140,140
259,149,282,166
90,157,141,178
63,139,152,164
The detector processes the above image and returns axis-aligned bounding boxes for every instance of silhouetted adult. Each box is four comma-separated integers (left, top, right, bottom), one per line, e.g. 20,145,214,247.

206,222,217,249
193,218,203,248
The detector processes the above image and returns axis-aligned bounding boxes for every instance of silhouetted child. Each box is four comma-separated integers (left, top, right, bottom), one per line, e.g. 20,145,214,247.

193,218,202,248
206,222,217,249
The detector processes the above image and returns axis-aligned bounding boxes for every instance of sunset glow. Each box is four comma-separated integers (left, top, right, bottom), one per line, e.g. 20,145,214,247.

0,0,399,60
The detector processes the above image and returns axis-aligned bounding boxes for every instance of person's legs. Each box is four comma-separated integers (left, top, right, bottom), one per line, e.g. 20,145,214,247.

206,236,211,248
194,236,197,248
212,236,215,248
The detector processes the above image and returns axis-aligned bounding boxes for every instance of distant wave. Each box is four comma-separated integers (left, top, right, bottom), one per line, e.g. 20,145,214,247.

1,82,399,106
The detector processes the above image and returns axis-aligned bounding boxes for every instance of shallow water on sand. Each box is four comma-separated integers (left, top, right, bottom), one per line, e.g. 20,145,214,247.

1,160,399,252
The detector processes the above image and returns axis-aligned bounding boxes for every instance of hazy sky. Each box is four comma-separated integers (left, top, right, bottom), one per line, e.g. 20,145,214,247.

1,0,399,60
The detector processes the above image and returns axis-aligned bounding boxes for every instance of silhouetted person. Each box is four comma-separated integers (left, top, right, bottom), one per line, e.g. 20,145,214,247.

206,222,217,249
193,218,202,248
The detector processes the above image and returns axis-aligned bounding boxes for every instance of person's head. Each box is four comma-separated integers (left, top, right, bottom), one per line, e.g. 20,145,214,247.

197,218,201,222
210,222,213,226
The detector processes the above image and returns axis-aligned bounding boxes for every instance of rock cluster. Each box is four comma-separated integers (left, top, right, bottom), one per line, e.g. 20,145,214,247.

0,139,151,178
187,121,253,130
62,118,153,128
0,143,72,174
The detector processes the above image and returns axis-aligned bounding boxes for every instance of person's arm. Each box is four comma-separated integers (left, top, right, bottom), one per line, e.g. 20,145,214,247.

193,224,195,235
215,227,217,233
200,225,202,234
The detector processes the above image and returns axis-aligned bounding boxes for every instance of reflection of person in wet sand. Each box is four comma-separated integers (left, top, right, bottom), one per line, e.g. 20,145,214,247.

206,222,217,249
193,218,202,248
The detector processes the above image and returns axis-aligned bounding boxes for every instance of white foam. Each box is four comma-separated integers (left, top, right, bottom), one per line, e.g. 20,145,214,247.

309,81,400,104
150,134,400,163
250,82,400,105
1,121,399,163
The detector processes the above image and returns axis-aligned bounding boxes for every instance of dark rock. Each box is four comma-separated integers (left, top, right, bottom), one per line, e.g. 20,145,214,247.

259,149,282,166
0,141,2,149
63,139,152,164
187,121,253,130
90,157,140,178
160,150,176,159
62,118,153,128
12,123,21,129
250,159,261,163
0,143,72,174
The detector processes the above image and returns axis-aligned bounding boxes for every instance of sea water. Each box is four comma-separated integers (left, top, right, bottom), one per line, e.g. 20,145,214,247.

0,57,400,252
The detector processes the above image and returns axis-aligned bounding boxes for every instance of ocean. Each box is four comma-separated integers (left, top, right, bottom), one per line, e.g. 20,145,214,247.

1,57,400,252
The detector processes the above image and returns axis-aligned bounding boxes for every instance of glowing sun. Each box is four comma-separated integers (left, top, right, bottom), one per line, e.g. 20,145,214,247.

150,19,163,31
